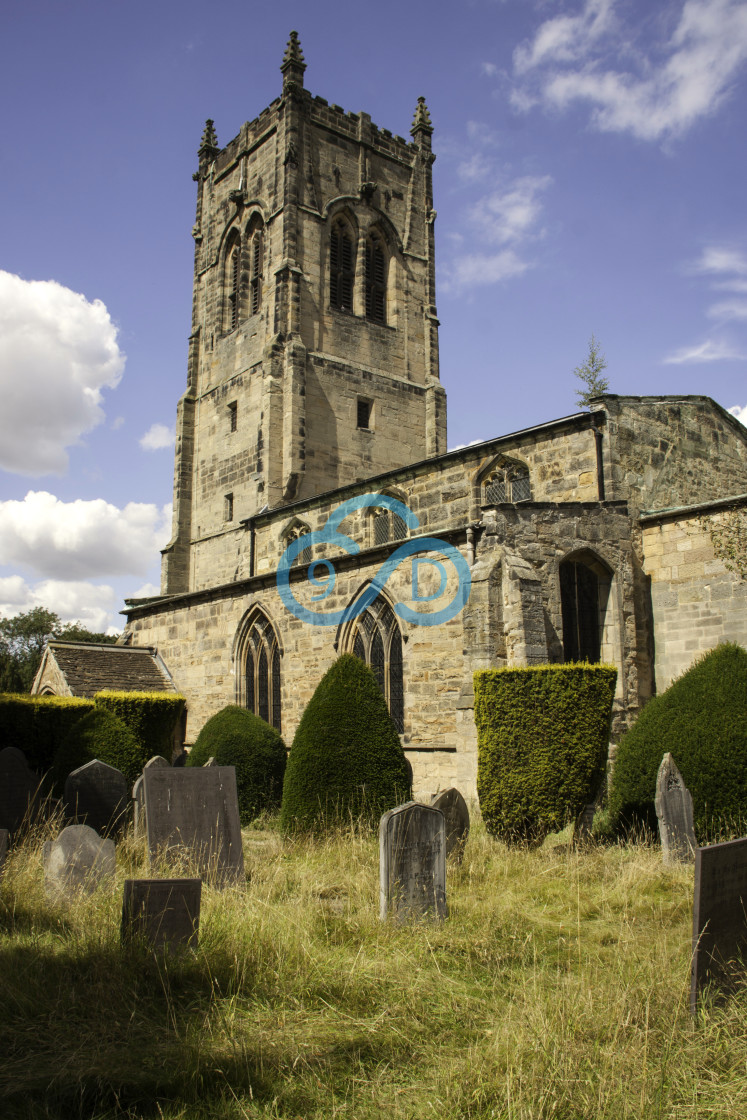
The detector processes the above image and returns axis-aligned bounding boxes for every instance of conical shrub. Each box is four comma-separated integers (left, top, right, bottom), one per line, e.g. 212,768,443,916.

609,642,747,838
186,705,286,825
280,654,411,833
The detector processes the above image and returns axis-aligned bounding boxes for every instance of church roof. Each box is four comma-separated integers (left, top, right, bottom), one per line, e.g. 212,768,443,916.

32,641,176,698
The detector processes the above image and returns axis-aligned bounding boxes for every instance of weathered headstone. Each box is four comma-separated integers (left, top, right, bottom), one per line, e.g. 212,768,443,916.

430,788,470,862
380,802,447,923
0,746,42,836
43,824,115,898
691,837,747,1012
132,756,170,836
64,759,129,836
0,828,8,873
143,767,245,885
121,878,201,951
655,753,696,863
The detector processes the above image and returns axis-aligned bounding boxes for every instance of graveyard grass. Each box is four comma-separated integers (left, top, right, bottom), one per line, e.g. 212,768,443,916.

2,814,747,1119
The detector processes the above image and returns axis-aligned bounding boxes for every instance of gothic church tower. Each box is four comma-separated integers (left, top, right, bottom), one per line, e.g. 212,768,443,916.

162,32,446,594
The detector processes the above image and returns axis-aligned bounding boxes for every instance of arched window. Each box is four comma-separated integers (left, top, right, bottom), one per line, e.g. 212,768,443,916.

559,554,611,664
282,524,312,568
224,229,242,331
246,214,264,315
238,609,282,731
365,230,387,324
483,460,531,504
371,505,408,547
349,597,404,732
330,217,355,311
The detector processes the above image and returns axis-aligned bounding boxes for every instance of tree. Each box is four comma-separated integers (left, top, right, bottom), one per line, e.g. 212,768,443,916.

0,608,119,692
701,506,747,581
573,333,609,407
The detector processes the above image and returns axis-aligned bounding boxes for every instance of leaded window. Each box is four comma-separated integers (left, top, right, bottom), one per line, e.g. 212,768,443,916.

330,219,354,311
284,526,312,567
483,462,531,504
349,597,404,732
373,506,407,547
365,231,386,323
242,612,282,731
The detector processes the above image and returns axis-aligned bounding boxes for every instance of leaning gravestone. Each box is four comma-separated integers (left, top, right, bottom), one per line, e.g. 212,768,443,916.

121,878,201,951
380,802,447,923
64,759,129,836
430,788,470,862
691,837,747,1012
142,767,244,886
132,756,170,837
0,746,42,836
655,753,696,863
43,824,115,899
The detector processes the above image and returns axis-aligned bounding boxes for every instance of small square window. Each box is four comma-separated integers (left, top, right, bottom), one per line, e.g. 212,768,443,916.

224,493,234,522
357,399,372,429
228,401,238,432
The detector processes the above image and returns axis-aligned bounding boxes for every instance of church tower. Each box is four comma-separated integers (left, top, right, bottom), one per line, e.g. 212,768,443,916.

162,32,446,594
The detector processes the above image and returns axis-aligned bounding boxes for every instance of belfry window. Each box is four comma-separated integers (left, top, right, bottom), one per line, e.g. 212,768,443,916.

224,230,242,331
242,611,282,731
246,215,264,315
365,231,386,323
350,597,404,732
330,218,354,311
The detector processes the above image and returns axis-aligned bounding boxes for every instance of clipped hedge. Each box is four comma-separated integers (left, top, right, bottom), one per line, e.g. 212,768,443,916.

186,705,286,825
281,654,411,834
609,642,747,839
52,707,145,790
94,690,185,763
0,693,95,774
475,663,617,842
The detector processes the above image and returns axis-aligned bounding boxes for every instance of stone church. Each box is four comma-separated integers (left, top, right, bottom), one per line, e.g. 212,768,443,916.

110,33,747,797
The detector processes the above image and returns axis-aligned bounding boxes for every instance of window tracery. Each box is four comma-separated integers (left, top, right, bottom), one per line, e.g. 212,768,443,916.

349,597,404,732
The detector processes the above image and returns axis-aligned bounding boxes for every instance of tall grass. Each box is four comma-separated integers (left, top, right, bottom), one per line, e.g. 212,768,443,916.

1,810,746,1119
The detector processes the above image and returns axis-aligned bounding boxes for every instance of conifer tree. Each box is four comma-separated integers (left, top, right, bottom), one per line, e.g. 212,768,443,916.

573,334,609,408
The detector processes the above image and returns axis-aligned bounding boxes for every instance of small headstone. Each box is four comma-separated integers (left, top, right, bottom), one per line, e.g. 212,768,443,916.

691,837,747,1012
43,824,115,898
121,878,201,951
430,788,470,862
64,759,129,836
655,753,696,863
380,802,447,923
0,746,42,836
143,767,245,886
0,828,8,873
133,756,170,836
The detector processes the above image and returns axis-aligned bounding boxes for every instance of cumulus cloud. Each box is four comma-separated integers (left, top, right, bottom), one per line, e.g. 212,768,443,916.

512,0,747,142
139,423,175,451
729,404,747,425
662,338,746,363
0,575,120,634
0,271,125,476
0,491,172,580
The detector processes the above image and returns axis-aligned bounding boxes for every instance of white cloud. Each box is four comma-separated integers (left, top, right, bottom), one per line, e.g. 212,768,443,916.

729,404,747,425
0,271,125,476
707,299,747,321
457,153,493,183
0,575,120,634
441,249,530,292
0,491,172,580
695,246,747,275
481,62,498,77
513,0,747,142
663,338,746,363
140,423,175,451
470,176,553,245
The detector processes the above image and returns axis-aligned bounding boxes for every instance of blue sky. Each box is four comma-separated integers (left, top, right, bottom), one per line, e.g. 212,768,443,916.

2,0,747,633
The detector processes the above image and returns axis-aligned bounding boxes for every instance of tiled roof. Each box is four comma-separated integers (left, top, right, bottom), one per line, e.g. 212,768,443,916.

43,642,176,698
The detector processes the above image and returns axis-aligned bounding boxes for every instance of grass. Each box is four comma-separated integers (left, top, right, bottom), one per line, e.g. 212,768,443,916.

1,809,746,1119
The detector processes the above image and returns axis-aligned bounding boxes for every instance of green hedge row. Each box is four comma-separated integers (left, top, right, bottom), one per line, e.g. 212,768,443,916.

95,690,186,765
475,663,617,842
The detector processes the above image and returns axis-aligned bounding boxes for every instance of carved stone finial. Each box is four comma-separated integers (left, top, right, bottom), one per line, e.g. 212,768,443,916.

281,30,306,88
198,119,219,160
410,97,433,138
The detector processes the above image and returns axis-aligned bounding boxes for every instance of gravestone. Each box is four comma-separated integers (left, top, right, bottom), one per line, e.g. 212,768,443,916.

203,756,217,767
143,766,244,885
0,746,42,836
655,753,696,863
43,824,115,898
121,878,201,951
691,837,747,1012
0,828,8,872
132,756,170,837
64,759,129,836
380,802,447,923
430,788,469,862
